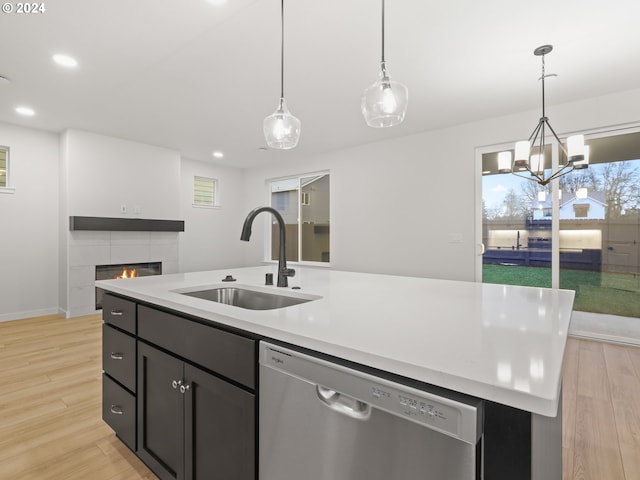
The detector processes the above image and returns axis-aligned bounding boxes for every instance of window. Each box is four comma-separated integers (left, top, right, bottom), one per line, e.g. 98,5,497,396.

269,173,330,264
193,176,218,207
573,204,590,218
479,128,640,322
0,146,9,190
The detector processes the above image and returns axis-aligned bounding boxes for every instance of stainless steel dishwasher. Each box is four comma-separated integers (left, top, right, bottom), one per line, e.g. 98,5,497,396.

259,341,484,480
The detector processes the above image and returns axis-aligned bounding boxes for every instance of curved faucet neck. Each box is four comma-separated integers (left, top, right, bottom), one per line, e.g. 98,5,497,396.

240,206,294,287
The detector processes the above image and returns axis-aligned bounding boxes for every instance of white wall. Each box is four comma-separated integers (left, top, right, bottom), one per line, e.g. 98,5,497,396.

0,122,59,321
241,87,640,282
62,129,181,218
179,157,246,272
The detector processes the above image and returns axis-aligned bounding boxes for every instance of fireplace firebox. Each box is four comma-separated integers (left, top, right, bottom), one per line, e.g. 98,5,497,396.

95,262,162,310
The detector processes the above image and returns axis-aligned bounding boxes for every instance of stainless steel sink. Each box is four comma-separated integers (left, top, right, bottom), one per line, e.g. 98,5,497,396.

180,287,315,310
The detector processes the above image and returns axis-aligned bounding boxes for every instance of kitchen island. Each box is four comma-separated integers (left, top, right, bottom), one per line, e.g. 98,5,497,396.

97,265,574,480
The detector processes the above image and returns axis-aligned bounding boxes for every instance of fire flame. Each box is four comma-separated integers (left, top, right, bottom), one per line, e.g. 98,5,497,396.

116,268,138,279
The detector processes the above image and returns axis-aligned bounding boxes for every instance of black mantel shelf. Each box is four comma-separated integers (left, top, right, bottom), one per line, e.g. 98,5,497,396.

69,216,185,232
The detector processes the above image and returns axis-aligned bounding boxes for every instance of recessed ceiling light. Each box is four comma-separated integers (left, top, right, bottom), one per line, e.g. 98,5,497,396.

53,54,78,68
212,151,224,159
16,106,35,116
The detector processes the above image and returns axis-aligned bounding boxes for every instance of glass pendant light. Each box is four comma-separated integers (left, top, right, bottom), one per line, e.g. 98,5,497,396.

264,0,300,149
361,0,408,128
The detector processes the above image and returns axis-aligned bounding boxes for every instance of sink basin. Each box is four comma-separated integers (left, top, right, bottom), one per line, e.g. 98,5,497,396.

180,287,315,310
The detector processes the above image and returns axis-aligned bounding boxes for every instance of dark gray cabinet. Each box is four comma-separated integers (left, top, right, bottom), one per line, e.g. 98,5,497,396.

135,305,257,480
102,296,258,480
137,342,255,480
137,342,183,479
102,293,137,451
184,362,255,480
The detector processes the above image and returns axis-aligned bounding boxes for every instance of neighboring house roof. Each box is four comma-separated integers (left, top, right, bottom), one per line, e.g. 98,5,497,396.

533,191,608,209
560,191,607,208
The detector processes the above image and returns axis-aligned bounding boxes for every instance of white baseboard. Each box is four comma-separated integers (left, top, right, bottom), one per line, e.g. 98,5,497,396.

0,307,60,323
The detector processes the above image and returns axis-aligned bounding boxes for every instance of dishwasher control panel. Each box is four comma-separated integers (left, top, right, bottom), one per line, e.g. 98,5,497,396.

371,385,460,437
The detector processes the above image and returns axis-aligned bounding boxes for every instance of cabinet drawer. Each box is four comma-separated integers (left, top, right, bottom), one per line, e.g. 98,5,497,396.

102,293,136,334
138,305,256,389
103,324,136,392
103,374,136,451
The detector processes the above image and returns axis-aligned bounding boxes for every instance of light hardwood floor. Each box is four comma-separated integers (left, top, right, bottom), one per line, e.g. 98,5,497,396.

0,314,155,479
1,314,639,479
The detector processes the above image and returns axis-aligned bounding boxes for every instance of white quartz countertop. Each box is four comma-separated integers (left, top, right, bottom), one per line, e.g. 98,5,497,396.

96,266,574,417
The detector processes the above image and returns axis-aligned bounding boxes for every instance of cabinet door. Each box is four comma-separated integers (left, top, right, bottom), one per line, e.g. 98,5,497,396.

184,363,255,480
137,342,184,480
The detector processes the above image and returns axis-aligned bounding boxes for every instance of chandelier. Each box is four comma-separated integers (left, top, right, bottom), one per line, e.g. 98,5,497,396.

500,45,588,186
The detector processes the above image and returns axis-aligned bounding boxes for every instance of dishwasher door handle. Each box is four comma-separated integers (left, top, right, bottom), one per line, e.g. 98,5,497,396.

316,385,371,420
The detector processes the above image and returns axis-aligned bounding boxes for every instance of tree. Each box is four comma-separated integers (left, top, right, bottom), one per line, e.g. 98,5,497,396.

500,188,528,219
600,161,640,218
558,169,599,195
520,179,549,207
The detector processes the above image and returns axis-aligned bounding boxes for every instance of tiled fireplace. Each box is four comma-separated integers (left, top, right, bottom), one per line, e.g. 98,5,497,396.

66,217,183,317
95,261,162,310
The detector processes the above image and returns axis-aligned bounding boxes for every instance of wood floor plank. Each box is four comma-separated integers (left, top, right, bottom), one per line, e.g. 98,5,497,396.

0,314,155,479
563,338,579,452
573,395,625,480
603,343,640,448
576,340,611,401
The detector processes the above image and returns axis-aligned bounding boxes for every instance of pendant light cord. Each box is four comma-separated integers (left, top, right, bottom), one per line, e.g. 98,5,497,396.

381,0,385,64
280,0,285,99
380,0,387,76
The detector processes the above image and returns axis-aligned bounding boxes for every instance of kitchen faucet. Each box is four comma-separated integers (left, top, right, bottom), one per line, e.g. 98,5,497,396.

240,206,295,287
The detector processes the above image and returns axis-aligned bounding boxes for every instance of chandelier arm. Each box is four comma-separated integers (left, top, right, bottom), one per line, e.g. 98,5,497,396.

527,119,545,143
543,118,570,156
546,163,575,183
511,171,544,184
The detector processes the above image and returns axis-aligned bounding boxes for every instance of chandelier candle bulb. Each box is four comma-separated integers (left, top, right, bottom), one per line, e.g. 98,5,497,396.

514,141,530,169
567,134,585,162
530,154,545,175
498,151,513,173
573,145,590,169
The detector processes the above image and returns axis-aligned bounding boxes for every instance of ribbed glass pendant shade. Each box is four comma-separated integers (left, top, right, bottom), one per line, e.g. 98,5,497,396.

361,71,408,128
263,97,301,149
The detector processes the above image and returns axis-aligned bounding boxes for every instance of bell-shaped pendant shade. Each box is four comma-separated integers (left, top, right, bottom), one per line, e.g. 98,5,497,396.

263,98,301,149
361,72,408,128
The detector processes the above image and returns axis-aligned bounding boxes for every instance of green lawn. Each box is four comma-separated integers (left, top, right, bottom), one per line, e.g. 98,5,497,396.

482,264,640,318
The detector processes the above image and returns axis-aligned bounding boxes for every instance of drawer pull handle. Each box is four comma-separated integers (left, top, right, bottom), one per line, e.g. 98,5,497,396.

180,384,190,394
110,310,124,316
172,379,183,389
110,352,124,360
110,405,124,415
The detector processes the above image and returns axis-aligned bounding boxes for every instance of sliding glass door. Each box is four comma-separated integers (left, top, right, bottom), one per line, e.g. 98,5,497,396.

478,128,640,338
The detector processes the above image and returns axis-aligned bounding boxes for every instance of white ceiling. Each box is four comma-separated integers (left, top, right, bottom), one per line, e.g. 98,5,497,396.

1,0,640,168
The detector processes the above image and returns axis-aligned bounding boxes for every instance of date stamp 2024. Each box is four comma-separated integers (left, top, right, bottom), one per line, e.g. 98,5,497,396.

2,2,46,14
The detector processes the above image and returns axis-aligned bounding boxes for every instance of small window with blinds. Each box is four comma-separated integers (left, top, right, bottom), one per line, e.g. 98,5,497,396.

193,176,218,207
0,146,9,190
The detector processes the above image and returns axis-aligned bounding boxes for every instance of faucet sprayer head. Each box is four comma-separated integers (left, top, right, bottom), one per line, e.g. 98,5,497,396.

240,222,252,241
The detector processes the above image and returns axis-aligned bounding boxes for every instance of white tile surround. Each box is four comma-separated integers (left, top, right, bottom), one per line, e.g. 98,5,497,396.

67,231,179,317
